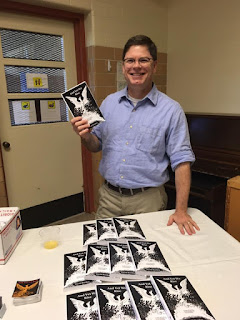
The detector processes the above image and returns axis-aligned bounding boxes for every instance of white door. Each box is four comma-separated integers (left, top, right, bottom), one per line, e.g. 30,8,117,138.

0,12,83,210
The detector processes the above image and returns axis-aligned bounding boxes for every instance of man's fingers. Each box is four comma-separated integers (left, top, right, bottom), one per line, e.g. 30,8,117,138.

167,215,174,226
178,224,185,235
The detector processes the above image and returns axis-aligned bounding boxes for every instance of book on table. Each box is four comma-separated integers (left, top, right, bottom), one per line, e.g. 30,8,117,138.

125,279,168,320
108,241,144,280
85,244,121,282
127,240,171,276
151,275,216,320
112,217,146,242
95,283,135,320
82,222,98,247
96,219,118,245
66,289,99,320
64,250,94,290
12,279,43,306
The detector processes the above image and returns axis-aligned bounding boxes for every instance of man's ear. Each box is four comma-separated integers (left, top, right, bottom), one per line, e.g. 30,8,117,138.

153,60,158,73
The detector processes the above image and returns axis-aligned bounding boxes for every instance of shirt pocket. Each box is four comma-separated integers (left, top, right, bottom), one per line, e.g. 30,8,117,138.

136,125,162,153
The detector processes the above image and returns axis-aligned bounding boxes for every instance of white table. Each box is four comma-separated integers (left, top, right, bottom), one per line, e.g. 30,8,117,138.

0,208,239,319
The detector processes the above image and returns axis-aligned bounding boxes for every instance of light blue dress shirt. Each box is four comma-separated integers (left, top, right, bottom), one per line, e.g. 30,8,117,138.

92,85,195,189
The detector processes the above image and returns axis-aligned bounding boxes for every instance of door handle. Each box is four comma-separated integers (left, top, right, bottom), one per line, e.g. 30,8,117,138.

2,141,10,149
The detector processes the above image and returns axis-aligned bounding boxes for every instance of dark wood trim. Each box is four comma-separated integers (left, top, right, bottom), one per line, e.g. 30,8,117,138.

21,193,84,229
0,1,84,20
0,1,95,213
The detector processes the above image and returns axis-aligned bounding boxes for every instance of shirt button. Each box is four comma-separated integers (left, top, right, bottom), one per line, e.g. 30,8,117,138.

126,142,129,145
132,109,136,112
130,125,133,128
120,175,124,179
123,159,126,162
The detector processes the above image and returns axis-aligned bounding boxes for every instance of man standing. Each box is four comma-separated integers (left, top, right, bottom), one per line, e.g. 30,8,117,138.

71,35,200,235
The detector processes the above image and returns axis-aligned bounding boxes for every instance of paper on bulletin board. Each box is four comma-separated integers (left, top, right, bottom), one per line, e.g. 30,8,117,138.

12,100,37,125
26,73,49,89
40,100,61,122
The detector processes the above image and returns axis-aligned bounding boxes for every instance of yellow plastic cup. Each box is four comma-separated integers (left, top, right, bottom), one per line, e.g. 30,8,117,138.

39,226,60,249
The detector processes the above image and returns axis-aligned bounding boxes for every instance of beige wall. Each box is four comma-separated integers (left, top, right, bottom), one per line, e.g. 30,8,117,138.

167,0,240,115
10,0,168,52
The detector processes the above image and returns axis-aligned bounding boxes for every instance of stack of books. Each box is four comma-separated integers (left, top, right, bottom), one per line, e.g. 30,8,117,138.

12,279,43,306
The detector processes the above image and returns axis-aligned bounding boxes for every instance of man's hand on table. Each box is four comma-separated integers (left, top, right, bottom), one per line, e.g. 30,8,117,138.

167,210,200,235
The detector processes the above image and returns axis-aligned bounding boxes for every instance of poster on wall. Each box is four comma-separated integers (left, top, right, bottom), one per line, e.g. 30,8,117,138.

12,100,37,125
61,81,105,128
20,73,49,93
40,100,61,122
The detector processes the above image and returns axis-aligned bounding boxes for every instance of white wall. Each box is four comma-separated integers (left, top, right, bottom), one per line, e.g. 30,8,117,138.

167,0,240,114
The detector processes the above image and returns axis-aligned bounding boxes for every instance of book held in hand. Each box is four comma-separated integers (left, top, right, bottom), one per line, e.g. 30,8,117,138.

64,250,93,290
12,279,43,306
127,240,171,276
62,81,105,128
112,217,146,241
96,283,135,320
66,289,99,320
125,280,168,320
151,275,216,320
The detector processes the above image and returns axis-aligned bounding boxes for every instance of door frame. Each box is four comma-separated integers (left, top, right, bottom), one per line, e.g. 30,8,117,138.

0,1,94,213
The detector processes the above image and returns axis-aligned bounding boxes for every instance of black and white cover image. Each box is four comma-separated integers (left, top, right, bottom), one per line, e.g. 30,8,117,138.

62,81,105,128
83,222,97,247
128,240,171,276
96,219,117,244
66,290,99,320
108,242,140,279
151,275,216,320
112,217,146,241
85,244,112,281
126,280,168,320
96,284,135,320
64,251,93,289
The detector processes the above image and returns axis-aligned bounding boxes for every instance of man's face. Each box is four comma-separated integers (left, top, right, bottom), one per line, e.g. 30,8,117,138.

122,45,157,93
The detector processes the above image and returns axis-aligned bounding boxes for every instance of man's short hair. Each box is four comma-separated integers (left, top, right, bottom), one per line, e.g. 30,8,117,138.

122,35,157,61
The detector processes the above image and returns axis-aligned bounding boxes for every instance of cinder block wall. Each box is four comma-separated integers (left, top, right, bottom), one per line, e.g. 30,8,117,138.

87,45,167,210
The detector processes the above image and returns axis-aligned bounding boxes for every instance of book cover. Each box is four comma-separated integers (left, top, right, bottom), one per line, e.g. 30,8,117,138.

112,217,146,241
12,279,40,298
83,222,98,247
96,219,117,244
61,81,105,128
64,251,93,289
96,284,135,320
66,290,99,320
108,242,140,279
126,280,168,320
85,244,112,281
127,240,171,276
151,275,216,320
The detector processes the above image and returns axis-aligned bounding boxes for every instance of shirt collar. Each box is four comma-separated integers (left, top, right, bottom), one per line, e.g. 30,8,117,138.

118,84,158,106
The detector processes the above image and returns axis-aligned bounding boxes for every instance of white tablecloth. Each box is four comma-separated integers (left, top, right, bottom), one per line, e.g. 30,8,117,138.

0,208,239,319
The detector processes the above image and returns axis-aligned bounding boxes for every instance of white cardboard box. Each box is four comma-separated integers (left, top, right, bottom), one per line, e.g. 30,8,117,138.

0,207,23,265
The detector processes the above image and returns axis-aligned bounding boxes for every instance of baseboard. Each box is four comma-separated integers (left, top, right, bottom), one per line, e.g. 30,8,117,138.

20,192,84,229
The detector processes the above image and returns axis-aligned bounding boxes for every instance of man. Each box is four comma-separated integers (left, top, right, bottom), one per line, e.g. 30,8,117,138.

71,35,200,235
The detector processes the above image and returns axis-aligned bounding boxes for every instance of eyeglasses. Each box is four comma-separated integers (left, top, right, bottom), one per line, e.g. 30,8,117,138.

123,57,154,66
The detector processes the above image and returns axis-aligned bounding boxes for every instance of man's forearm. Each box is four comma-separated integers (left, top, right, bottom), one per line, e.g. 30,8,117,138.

81,133,101,152
174,162,191,213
